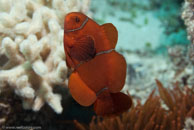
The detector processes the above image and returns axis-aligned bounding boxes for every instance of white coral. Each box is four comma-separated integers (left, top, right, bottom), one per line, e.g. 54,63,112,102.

0,0,91,113
182,0,194,43
183,117,194,130
181,0,194,87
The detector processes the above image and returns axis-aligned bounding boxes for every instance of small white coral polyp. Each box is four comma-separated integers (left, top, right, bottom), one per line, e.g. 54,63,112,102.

0,0,91,113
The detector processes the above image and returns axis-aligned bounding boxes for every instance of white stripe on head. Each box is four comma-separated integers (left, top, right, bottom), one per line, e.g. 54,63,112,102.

65,17,89,33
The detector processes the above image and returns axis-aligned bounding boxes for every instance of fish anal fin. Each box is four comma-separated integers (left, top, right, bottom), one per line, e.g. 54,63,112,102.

70,35,96,62
68,72,97,106
110,92,132,115
94,92,132,116
101,23,118,49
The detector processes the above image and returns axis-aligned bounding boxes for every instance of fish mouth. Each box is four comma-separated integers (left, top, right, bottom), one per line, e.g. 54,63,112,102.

64,17,89,33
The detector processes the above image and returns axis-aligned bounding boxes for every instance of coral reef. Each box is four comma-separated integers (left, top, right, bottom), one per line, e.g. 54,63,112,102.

182,0,194,45
168,45,194,87
0,0,90,114
122,43,193,104
122,51,174,104
183,117,194,130
168,45,188,71
0,86,95,129
180,0,194,86
182,0,194,67
75,80,194,130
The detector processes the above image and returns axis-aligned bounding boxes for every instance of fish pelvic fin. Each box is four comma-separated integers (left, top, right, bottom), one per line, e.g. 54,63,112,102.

68,72,97,106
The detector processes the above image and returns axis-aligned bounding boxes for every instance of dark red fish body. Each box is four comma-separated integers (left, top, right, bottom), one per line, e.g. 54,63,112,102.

64,12,132,116
64,12,117,69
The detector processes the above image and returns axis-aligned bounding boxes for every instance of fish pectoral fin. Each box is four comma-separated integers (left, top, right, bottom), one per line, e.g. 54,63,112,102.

68,72,97,106
70,35,96,62
101,23,118,49
65,50,76,69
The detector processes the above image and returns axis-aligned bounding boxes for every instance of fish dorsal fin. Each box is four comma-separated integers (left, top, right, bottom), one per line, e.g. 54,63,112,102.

70,35,96,62
101,23,118,49
68,72,97,106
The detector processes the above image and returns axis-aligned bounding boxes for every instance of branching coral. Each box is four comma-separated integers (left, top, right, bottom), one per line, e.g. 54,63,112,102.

183,117,194,130
182,0,194,63
168,45,188,72
0,0,91,113
180,0,194,86
167,45,194,87
75,80,194,130
182,0,194,45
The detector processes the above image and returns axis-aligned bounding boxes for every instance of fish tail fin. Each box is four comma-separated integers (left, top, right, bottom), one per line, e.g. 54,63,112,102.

94,92,132,116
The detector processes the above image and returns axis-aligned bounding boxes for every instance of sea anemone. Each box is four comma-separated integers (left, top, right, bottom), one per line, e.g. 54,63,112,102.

74,80,194,130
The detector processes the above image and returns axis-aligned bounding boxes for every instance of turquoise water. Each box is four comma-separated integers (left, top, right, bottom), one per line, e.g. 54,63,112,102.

91,0,189,52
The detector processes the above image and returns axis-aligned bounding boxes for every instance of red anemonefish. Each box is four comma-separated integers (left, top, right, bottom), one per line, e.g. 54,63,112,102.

64,12,132,116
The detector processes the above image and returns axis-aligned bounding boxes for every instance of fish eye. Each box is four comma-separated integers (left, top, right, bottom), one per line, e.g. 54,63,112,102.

75,16,80,23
